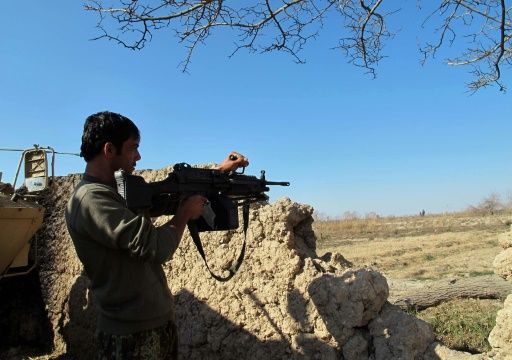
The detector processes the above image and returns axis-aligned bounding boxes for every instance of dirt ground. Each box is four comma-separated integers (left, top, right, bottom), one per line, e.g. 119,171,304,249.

314,212,509,281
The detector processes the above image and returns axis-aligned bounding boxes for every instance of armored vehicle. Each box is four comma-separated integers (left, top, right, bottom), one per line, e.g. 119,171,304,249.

0,146,55,279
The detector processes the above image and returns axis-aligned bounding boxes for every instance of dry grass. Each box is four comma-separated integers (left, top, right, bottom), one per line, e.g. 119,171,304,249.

314,211,510,280
415,298,503,354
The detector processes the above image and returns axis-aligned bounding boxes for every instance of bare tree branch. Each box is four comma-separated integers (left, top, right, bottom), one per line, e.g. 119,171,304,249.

334,0,395,77
84,0,338,71
84,0,511,91
420,0,511,92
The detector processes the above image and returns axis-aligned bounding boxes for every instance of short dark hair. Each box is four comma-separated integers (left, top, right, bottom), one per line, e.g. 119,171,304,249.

80,111,140,162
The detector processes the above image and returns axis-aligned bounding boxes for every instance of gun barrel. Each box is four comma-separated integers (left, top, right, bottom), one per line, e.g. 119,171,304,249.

266,181,290,186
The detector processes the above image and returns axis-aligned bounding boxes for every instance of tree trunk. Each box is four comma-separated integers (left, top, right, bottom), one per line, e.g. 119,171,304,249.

388,275,512,311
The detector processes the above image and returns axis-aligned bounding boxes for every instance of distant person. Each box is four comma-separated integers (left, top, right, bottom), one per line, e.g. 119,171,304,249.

65,111,248,359
420,209,426,217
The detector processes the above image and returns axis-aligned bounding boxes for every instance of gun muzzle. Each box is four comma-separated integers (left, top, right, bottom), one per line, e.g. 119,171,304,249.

266,181,290,186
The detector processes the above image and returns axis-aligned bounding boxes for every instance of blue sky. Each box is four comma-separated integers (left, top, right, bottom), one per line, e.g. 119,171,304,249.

1,2,511,217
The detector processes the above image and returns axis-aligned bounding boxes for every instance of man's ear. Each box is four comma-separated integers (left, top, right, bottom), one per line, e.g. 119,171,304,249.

103,142,117,159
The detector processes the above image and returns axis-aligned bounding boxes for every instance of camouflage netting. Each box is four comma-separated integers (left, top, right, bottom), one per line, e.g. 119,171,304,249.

5,165,510,359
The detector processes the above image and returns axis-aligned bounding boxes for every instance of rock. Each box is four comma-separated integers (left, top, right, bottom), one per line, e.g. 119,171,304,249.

493,248,512,280
488,294,512,356
423,342,486,360
489,222,512,360
497,231,512,249
368,302,435,360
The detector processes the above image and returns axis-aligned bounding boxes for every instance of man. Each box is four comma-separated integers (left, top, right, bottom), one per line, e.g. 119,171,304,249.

65,111,248,359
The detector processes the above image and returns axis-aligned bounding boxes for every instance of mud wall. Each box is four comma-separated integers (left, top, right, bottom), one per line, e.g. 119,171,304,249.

488,227,512,357
7,165,511,359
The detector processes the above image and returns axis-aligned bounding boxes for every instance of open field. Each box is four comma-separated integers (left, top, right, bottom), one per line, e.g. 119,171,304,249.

313,211,511,353
314,211,511,280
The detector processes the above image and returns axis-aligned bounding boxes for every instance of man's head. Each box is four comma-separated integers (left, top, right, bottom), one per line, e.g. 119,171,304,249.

81,111,141,173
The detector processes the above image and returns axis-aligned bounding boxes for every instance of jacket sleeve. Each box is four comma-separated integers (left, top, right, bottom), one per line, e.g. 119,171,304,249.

75,185,181,263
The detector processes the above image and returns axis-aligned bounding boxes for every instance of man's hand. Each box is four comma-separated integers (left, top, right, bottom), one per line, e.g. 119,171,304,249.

216,151,249,173
167,194,208,241
177,195,207,221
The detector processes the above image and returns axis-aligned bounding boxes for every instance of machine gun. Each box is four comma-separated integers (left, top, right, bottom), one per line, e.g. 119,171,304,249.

115,163,289,281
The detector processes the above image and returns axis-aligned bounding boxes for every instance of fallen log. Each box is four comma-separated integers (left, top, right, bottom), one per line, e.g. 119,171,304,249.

388,275,512,311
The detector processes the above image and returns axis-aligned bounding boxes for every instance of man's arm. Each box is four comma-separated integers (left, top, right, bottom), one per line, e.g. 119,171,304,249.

72,186,204,263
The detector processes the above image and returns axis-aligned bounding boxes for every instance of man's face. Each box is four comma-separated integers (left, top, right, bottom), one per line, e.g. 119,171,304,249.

113,137,141,174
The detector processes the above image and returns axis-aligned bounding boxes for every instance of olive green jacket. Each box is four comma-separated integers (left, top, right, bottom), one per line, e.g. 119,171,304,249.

65,174,179,335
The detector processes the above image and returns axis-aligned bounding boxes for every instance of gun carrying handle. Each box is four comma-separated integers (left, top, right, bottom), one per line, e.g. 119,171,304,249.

228,154,246,175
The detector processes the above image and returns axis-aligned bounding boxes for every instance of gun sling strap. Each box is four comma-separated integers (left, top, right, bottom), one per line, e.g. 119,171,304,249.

187,203,249,282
